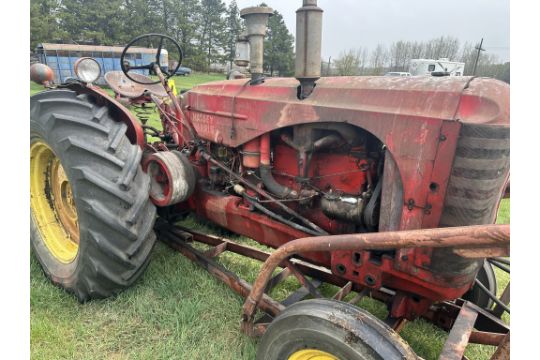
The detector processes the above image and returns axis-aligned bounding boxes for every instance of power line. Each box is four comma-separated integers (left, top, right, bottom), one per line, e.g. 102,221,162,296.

472,38,486,76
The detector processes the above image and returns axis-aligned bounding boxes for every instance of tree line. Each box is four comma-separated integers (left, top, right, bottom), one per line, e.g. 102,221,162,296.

31,1,508,81
30,0,295,74
330,36,509,83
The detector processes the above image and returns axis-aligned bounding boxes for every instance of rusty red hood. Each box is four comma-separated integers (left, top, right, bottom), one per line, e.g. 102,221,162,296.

184,76,509,147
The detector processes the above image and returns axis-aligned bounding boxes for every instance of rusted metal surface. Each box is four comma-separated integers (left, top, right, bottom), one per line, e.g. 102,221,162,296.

332,281,353,301
385,317,408,333
439,302,478,360
453,247,510,258
104,71,168,98
490,332,510,360
157,221,509,359
158,227,285,317
180,74,510,309
284,260,322,298
264,267,291,293
241,224,509,331
469,331,506,346
204,242,228,258
173,225,342,289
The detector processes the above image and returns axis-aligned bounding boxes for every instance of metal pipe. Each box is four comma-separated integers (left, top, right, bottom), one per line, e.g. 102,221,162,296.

241,191,322,236
240,6,274,81
295,0,324,98
160,230,285,317
469,331,507,346
260,133,271,165
152,64,197,141
259,133,298,198
490,332,510,360
242,137,261,168
260,166,298,198
241,224,510,331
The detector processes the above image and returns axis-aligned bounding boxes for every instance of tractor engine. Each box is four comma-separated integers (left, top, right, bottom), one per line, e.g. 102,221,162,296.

203,124,383,236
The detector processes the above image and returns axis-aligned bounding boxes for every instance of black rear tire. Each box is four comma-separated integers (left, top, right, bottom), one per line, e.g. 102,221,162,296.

256,299,418,360
30,89,157,302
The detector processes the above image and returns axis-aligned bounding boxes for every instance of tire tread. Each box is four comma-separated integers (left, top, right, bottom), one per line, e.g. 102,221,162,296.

30,89,156,302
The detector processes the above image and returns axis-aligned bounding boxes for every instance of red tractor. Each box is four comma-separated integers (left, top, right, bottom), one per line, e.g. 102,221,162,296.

30,1,510,359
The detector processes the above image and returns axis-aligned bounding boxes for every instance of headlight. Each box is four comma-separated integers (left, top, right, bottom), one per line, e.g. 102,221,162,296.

74,57,101,83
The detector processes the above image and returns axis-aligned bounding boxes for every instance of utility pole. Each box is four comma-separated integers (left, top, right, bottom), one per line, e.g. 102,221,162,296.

472,38,486,76
327,56,332,76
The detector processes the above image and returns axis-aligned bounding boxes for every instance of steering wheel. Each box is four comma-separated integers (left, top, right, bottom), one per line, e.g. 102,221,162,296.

120,33,183,85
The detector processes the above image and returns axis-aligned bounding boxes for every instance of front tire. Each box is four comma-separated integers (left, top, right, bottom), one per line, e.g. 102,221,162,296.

462,260,497,309
30,89,156,301
257,299,418,360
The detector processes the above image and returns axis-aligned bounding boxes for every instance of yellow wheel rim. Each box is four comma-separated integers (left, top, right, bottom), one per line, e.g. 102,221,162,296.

30,141,79,263
288,349,339,360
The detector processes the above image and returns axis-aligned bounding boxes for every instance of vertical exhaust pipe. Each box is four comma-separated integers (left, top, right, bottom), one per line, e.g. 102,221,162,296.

240,6,274,83
295,0,323,99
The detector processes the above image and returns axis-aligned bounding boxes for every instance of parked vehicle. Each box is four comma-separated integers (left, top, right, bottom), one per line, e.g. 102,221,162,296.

385,71,411,76
409,58,465,76
175,66,192,76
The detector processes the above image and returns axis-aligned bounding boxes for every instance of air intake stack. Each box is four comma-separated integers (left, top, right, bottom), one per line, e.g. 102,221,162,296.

240,6,274,82
295,0,323,99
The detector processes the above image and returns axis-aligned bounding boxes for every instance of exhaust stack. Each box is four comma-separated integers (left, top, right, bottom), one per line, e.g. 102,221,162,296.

240,6,273,83
295,0,323,99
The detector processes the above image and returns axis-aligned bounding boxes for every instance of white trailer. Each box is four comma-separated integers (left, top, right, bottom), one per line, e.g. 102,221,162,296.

409,58,465,76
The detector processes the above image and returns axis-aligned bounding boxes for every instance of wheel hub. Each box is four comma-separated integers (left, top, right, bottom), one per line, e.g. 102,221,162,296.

30,141,79,263
288,349,338,360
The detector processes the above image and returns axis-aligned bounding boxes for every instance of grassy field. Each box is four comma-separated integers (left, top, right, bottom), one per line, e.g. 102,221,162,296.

30,75,509,360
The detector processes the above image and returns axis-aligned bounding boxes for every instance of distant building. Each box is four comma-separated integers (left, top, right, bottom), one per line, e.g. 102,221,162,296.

409,58,465,76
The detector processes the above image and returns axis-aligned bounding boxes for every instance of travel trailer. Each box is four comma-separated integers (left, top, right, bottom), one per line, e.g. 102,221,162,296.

409,58,465,76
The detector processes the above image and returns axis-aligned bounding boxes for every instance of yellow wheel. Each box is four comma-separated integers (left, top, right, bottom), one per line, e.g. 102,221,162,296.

31,141,79,263
30,89,156,301
288,349,338,360
256,299,418,360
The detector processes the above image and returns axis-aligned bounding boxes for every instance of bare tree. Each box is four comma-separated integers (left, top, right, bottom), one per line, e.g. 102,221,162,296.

335,49,363,76
329,36,508,82
369,44,388,75
410,41,424,60
390,40,412,71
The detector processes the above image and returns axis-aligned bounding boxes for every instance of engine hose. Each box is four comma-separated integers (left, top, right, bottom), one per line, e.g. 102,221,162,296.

242,194,323,236
202,151,327,235
260,165,298,199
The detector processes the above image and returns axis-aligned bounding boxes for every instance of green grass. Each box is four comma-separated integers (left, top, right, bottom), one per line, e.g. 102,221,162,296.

30,78,510,359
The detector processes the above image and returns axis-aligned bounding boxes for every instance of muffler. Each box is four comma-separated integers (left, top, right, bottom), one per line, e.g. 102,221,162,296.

295,0,323,99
